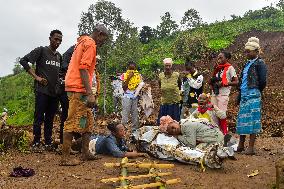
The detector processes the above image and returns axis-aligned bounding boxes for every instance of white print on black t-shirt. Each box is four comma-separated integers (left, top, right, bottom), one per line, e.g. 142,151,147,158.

46,60,60,67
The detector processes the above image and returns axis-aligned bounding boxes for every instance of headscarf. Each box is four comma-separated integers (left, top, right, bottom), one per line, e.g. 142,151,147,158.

245,37,260,51
197,93,212,114
159,115,174,133
163,58,173,67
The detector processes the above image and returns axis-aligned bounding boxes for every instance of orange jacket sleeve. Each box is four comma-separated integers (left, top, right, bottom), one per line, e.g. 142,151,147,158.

79,41,96,70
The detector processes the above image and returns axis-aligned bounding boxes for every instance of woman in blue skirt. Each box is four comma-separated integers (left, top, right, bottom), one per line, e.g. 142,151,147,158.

236,37,267,155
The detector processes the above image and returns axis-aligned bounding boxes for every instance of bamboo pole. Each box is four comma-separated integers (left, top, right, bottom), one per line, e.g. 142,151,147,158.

120,157,129,187
101,172,172,183
104,162,174,169
116,178,181,189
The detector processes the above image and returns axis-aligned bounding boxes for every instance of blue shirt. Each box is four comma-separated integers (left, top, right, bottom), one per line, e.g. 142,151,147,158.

92,134,129,158
240,58,258,95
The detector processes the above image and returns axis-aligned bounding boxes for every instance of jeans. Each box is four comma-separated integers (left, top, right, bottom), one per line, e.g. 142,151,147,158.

121,97,139,132
59,91,69,144
33,92,59,145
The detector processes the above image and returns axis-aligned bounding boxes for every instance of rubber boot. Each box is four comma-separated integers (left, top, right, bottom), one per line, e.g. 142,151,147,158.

60,132,81,166
81,132,99,161
219,119,228,135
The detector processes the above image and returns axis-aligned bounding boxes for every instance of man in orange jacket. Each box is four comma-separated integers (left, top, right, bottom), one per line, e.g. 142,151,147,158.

60,24,108,166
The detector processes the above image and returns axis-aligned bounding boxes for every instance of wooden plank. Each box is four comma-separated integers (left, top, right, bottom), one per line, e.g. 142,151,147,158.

104,162,174,169
120,157,129,187
116,178,181,189
101,172,172,183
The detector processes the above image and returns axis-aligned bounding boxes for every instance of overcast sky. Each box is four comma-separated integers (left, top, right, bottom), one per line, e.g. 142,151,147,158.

0,0,279,77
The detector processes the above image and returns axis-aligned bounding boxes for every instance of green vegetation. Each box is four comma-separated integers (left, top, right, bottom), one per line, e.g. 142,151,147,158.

17,131,30,153
0,72,34,125
1,1,284,125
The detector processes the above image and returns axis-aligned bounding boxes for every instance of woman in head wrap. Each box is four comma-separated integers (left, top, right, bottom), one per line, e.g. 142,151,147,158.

236,37,267,155
157,58,182,124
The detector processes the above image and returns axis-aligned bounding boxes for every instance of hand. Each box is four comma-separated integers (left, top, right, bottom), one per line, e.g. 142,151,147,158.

206,103,214,109
216,81,222,87
128,71,134,79
86,94,96,108
36,76,48,86
140,153,150,158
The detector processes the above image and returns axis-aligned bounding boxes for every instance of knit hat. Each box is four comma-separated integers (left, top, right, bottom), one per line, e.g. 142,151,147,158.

245,37,260,51
163,58,173,66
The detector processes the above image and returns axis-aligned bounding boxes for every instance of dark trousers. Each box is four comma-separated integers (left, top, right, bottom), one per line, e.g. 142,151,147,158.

59,91,69,144
33,92,58,145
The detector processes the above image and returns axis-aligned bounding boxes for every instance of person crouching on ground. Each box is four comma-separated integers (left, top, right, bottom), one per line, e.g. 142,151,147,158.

121,61,143,134
236,37,267,155
60,24,109,166
191,93,226,131
85,122,149,158
166,119,224,149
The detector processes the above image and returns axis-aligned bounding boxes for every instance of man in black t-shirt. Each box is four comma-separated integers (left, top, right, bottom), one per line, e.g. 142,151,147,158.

58,45,75,144
20,30,63,152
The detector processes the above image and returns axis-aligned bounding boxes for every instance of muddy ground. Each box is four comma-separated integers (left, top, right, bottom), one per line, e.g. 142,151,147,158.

0,137,283,189
0,30,284,189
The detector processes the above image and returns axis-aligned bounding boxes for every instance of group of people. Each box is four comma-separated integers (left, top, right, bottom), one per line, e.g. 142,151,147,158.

19,22,267,167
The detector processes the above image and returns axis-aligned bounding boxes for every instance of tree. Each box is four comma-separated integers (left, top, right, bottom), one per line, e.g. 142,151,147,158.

173,32,208,61
243,6,279,19
78,0,124,37
78,0,143,113
277,0,284,11
180,9,203,30
13,57,23,75
109,20,142,72
230,14,241,20
139,26,156,44
156,12,178,38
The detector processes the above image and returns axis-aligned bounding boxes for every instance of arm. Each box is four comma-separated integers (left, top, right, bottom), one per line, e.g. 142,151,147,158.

212,104,226,119
20,47,47,85
80,69,95,107
178,75,182,90
79,43,96,107
256,61,267,92
226,67,239,87
177,125,197,148
122,72,134,91
105,138,147,158
187,75,203,89
191,109,199,119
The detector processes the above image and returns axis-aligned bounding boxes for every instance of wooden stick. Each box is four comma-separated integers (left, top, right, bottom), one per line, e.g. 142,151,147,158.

116,178,181,189
120,157,129,187
104,162,174,169
101,172,172,183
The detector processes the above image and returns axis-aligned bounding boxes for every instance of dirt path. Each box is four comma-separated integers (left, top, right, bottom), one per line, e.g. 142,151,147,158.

1,137,283,189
